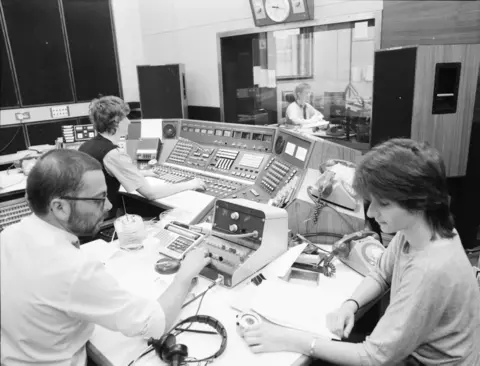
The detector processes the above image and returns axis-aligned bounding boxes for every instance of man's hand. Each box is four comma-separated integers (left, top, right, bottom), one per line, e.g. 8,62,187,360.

189,178,206,192
177,247,211,282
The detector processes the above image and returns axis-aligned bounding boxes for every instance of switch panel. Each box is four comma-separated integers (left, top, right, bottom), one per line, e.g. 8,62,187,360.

50,105,70,119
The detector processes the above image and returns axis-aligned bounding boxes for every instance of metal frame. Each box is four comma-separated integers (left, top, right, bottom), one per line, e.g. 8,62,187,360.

57,0,78,103
0,0,22,109
217,10,382,122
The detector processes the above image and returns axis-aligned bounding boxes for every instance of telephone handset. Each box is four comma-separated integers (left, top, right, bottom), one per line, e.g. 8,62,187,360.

307,159,358,215
318,230,385,277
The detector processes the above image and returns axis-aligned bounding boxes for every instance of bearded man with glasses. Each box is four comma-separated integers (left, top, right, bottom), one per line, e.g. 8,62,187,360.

0,149,211,366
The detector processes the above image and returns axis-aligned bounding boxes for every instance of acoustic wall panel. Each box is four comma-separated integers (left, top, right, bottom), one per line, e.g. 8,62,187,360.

2,0,74,106
62,0,120,101
0,18,18,108
0,125,27,156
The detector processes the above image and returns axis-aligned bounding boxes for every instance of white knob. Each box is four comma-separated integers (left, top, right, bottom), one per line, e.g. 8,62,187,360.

229,224,238,232
230,212,240,220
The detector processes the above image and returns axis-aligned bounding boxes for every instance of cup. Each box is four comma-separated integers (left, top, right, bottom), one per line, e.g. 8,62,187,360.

114,214,145,251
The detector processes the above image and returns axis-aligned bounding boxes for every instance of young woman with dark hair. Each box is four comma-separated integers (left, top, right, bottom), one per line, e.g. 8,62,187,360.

241,138,480,365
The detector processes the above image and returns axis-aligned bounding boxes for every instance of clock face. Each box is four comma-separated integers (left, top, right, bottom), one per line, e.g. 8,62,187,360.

265,0,291,23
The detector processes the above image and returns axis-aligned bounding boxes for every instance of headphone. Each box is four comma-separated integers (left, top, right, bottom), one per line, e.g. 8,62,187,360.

148,315,227,366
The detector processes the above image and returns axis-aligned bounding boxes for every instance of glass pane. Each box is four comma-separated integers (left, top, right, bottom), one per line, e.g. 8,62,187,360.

220,19,376,149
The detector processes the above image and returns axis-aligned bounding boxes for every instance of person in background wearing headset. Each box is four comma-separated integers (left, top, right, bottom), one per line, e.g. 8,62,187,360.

0,149,211,366
79,96,206,219
242,138,480,365
285,83,324,126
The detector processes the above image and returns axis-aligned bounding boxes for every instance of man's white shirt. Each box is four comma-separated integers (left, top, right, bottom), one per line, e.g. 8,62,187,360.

1,214,165,366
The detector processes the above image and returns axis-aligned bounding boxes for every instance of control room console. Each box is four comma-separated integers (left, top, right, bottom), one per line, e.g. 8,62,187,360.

126,119,365,236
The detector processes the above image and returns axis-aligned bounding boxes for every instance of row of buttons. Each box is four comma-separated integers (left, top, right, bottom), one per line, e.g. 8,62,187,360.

169,156,187,163
261,176,277,192
214,158,234,170
231,171,256,180
216,149,239,159
264,158,289,174
0,201,31,228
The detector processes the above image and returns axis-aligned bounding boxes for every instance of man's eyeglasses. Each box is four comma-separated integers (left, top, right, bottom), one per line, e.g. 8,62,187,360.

61,196,108,206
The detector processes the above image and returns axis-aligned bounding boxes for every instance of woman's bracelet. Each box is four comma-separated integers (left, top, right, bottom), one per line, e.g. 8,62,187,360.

344,298,360,313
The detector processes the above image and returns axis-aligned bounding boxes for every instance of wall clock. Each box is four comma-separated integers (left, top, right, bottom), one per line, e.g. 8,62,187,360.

249,0,314,27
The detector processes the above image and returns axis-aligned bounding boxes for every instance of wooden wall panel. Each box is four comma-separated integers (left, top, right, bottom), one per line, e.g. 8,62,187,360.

382,1,480,48
411,44,480,177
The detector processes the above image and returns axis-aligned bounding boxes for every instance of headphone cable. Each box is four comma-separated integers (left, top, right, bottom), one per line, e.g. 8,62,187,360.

127,345,154,366
127,277,221,366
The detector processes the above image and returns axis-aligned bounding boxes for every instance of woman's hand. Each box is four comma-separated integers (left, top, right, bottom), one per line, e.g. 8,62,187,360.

326,304,356,339
242,319,298,354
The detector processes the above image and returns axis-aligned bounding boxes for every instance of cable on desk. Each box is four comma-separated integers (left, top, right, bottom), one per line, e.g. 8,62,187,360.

295,232,343,254
126,277,221,366
213,231,258,240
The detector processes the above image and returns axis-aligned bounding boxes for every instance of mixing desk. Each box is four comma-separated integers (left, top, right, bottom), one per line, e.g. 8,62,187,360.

153,165,248,199
130,119,322,206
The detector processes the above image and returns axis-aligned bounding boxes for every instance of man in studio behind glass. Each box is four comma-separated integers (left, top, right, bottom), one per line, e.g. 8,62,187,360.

285,83,324,126
0,149,210,366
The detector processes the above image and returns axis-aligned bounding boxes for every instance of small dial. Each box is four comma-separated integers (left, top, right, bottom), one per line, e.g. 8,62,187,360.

274,135,286,154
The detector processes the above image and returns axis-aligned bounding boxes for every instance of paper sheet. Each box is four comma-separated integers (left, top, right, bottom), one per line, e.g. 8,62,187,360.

267,69,276,88
354,21,368,40
253,66,261,86
140,119,163,139
229,243,307,311
250,278,341,340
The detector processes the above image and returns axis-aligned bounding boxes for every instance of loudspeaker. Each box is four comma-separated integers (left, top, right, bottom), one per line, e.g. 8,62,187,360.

137,64,188,119
162,119,181,139
371,44,480,177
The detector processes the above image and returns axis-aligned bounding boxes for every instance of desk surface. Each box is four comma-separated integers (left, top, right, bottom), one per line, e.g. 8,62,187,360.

81,238,363,366
0,169,27,196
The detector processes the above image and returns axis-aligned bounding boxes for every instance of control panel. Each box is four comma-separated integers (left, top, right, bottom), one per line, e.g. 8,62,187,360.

233,130,314,204
206,149,268,182
153,165,247,199
145,120,318,206
179,120,276,153
200,198,288,287
165,137,213,169
62,124,95,143
0,197,31,230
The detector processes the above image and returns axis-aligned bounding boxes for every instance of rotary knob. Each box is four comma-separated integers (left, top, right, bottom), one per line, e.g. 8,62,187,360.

230,212,240,220
229,224,238,232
